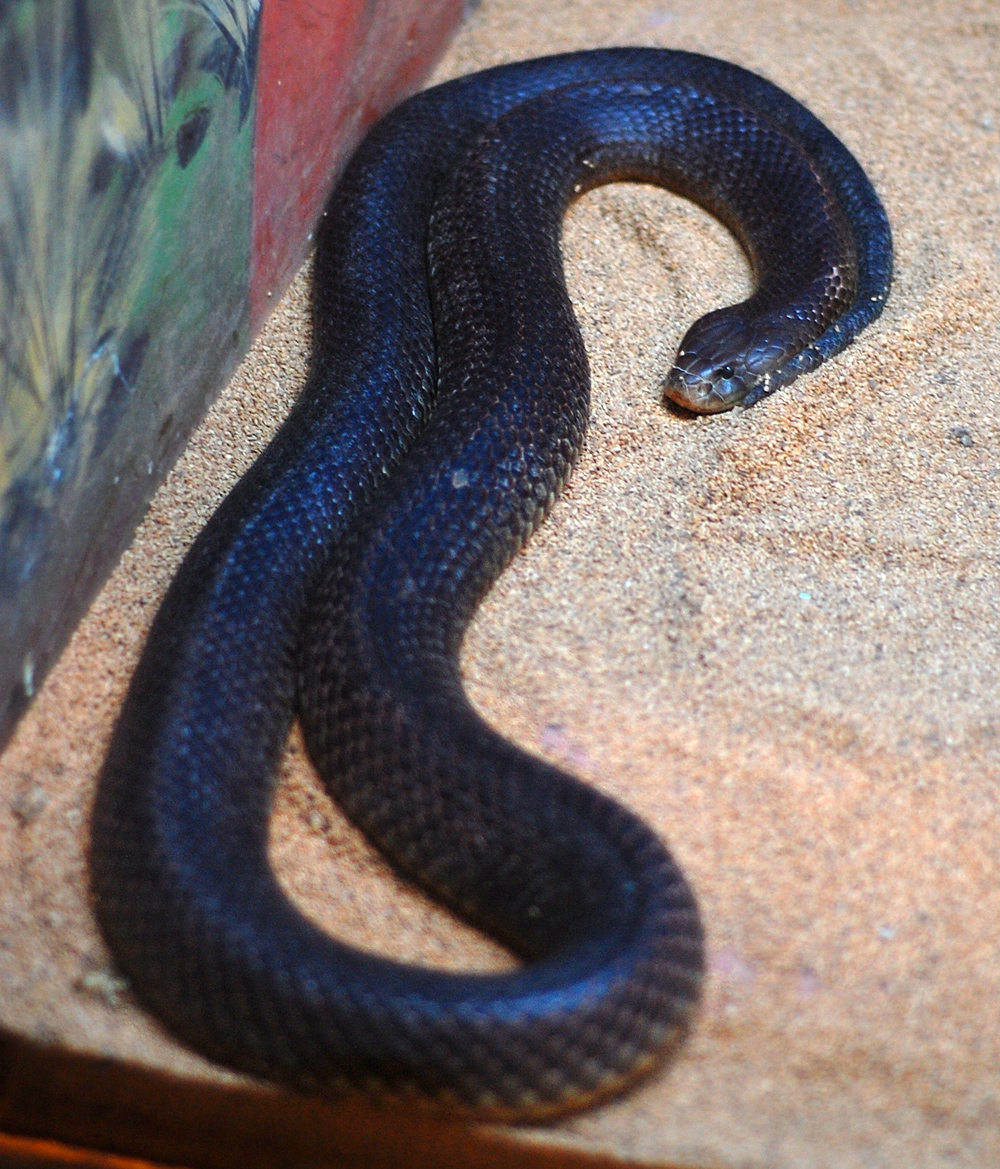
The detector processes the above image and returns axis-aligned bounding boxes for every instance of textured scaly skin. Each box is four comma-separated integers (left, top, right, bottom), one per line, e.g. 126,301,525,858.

92,50,891,1118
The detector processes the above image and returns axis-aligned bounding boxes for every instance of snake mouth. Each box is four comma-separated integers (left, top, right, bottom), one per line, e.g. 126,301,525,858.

662,365,754,413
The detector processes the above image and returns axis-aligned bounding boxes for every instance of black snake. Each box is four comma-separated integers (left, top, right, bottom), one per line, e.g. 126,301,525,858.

91,49,892,1118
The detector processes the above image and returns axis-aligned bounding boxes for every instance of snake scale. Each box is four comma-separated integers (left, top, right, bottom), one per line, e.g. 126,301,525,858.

91,49,892,1118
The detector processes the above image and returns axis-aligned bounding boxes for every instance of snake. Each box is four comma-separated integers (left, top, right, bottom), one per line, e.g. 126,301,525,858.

90,49,892,1119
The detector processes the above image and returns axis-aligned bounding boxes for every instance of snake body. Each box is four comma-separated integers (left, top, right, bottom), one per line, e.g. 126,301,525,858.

91,50,892,1117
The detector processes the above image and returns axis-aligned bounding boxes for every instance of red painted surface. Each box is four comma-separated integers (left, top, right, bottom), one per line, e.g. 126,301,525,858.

250,0,465,330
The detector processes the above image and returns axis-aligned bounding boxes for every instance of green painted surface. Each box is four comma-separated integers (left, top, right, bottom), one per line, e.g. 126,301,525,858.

0,0,260,739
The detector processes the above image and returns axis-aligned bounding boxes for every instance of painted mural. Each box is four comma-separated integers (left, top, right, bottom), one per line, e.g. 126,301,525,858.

0,0,261,737
0,0,260,571
0,0,464,746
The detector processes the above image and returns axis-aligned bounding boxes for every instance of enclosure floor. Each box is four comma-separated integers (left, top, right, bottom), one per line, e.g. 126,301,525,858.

3,1,999,1166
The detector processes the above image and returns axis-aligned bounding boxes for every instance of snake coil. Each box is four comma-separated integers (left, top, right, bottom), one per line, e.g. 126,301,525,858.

92,49,891,1118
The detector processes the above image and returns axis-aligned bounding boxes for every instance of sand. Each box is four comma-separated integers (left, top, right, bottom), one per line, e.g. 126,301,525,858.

2,0,999,1165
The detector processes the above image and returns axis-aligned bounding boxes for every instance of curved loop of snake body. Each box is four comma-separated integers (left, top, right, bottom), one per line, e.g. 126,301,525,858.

91,50,892,1118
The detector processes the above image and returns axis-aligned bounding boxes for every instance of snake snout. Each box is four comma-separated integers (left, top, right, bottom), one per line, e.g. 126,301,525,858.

664,364,747,413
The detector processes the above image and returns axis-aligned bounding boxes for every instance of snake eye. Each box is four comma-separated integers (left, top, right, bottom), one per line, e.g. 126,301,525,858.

716,364,735,381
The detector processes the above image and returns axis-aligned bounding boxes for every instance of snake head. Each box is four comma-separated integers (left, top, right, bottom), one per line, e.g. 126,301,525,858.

663,309,788,414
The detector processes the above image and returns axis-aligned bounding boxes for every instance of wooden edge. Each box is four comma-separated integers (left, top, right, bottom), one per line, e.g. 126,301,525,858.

0,1031,690,1169
0,1129,184,1169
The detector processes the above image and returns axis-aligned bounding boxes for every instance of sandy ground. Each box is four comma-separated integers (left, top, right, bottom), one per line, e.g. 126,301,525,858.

3,0,1000,1165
